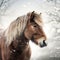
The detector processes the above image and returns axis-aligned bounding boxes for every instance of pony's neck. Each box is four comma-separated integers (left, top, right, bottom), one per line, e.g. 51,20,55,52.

9,32,29,59
10,32,29,50
20,32,29,44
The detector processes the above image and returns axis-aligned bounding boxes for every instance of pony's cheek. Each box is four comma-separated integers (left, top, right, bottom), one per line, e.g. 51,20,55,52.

24,30,32,40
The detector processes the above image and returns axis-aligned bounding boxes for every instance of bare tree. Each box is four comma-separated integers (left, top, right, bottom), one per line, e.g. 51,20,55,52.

0,0,17,15
0,0,17,24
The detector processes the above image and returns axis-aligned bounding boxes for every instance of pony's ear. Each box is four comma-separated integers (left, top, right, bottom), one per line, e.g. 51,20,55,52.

39,13,42,15
30,11,35,22
27,11,35,23
32,11,35,14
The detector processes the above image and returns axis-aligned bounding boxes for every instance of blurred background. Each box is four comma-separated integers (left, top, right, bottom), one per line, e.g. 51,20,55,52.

0,0,60,60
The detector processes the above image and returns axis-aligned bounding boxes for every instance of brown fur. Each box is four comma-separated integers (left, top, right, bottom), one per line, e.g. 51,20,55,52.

0,11,47,60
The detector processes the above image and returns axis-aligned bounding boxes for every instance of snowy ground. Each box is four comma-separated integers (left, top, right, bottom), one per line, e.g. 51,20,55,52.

0,0,60,60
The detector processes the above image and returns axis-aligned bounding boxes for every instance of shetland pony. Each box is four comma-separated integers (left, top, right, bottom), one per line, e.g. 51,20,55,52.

0,11,47,60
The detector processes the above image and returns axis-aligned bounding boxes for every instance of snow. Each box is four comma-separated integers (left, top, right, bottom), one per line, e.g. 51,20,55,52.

0,0,60,60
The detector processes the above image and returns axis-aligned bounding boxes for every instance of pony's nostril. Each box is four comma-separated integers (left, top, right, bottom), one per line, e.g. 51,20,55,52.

40,40,47,48
43,40,47,46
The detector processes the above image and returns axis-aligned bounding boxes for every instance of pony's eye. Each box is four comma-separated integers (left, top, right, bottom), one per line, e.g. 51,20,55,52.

34,25,37,27
32,22,38,27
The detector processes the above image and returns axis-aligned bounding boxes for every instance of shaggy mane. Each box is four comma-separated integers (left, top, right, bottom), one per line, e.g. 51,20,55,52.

5,14,28,46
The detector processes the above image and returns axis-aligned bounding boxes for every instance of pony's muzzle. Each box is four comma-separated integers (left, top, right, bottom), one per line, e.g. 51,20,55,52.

39,40,47,48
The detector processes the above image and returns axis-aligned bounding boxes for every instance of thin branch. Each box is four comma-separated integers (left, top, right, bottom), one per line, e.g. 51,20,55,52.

0,0,4,7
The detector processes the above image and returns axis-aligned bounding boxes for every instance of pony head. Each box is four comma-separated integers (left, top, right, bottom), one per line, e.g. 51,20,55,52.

24,11,47,47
